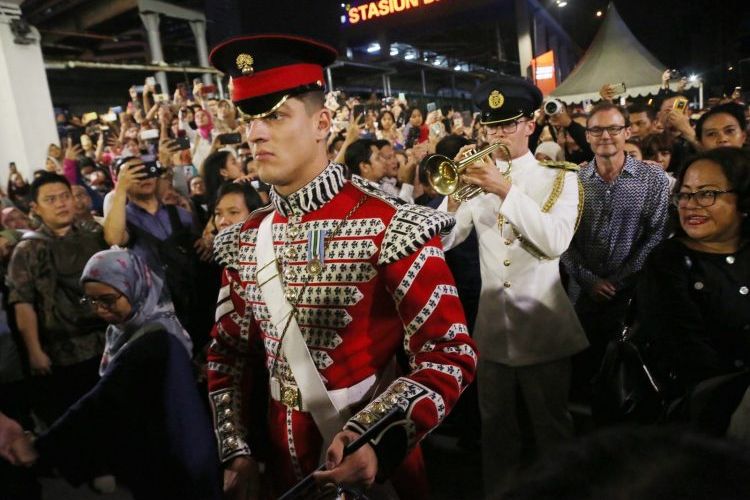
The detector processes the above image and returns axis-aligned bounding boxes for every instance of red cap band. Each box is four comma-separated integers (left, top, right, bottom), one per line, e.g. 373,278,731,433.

231,63,325,102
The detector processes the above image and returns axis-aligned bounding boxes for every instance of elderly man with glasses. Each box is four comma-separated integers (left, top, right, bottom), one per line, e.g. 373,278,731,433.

561,102,670,412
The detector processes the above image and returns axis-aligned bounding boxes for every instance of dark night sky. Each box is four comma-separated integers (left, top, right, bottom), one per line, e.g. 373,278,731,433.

206,0,750,94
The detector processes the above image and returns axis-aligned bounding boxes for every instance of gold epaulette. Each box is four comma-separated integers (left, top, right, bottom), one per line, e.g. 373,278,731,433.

539,160,581,172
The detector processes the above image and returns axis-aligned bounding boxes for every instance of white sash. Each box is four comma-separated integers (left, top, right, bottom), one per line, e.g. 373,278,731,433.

255,213,346,446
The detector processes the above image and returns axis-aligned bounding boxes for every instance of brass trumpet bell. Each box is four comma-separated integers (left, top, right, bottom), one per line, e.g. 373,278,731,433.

425,142,511,202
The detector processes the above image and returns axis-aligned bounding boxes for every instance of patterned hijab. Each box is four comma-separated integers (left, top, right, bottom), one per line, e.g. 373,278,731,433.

81,249,193,375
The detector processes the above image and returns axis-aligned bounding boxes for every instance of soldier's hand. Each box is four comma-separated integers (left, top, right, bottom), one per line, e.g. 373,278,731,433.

29,348,52,376
223,456,260,500
313,430,378,490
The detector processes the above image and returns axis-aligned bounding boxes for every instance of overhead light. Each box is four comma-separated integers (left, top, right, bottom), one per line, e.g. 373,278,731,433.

557,0,568,6
340,15,346,24
405,52,417,61
729,66,734,71
454,64,462,71
596,10,602,16
689,74,698,82
433,60,442,66
390,47,399,56
366,43,380,53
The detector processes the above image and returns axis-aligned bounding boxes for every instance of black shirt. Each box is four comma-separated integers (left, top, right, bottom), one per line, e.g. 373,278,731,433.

636,238,750,388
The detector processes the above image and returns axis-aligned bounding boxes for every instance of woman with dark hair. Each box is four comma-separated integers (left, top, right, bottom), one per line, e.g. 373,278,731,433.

377,109,402,147
201,150,244,212
642,132,677,190
213,182,262,232
6,173,31,215
402,107,429,148
695,102,748,151
636,147,750,395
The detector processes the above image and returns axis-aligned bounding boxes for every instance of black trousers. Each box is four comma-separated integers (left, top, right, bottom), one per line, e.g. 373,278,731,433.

571,291,633,405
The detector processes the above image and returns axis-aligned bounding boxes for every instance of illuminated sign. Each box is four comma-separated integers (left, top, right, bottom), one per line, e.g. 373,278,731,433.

531,50,557,95
345,0,443,25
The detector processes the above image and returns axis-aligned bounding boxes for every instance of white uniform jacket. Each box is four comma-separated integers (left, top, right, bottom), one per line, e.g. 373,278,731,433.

439,151,588,366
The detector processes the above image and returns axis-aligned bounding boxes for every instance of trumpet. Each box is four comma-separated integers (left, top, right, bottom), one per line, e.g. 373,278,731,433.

425,142,512,202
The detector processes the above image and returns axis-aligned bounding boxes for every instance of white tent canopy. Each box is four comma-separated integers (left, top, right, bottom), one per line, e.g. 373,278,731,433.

551,3,694,103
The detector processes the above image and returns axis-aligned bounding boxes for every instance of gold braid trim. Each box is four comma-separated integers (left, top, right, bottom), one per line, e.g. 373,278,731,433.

575,177,585,231
511,169,569,260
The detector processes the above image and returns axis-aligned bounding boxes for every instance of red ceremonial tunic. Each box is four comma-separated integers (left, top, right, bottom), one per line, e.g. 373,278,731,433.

207,163,477,497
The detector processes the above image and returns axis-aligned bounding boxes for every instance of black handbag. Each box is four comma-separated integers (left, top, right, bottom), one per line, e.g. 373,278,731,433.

591,300,666,424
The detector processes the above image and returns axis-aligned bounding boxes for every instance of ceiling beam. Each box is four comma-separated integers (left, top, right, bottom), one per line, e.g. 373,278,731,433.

41,0,137,43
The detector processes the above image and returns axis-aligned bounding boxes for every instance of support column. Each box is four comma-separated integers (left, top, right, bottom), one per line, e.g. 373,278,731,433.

0,1,58,185
515,0,533,78
495,22,506,70
139,11,168,94
188,19,212,85
326,67,333,92
421,68,427,95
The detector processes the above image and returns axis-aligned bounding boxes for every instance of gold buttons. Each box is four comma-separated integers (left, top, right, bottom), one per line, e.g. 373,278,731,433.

288,225,300,239
285,288,297,301
285,247,298,260
219,393,231,405
503,259,511,266
503,281,512,288
504,239,512,245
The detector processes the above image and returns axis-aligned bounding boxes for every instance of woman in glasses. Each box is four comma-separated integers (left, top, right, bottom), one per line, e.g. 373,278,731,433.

7,249,220,499
636,147,750,403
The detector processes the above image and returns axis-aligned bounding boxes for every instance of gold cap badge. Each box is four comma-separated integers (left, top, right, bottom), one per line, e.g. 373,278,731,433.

236,53,255,75
488,90,505,109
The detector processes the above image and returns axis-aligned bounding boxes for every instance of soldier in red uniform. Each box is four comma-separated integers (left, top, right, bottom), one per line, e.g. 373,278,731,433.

207,35,477,499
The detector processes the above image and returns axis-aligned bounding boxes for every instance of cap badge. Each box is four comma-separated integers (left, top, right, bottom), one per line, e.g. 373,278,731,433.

236,53,255,75
488,90,505,109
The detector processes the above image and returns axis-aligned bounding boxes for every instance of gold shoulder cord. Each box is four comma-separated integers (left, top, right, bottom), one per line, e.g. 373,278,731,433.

511,169,582,260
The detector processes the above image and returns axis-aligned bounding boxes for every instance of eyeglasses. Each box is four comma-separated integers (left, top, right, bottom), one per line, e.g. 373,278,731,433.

671,189,736,208
80,292,123,310
485,119,529,134
586,126,627,137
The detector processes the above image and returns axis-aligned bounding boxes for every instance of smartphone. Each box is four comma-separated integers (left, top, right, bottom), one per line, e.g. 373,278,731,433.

672,96,689,112
153,93,169,103
140,129,160,140
141,160,165,179
398,92,406,102
610,82,627,96
426,102,437,113
153,84,162,95
111,106,123,114
352,104,365,119
174,136,191,150
430,123,442,136
100,112,117,122
134,85,145,94
202,84,217,94
82,112,98,125
218,132,242,145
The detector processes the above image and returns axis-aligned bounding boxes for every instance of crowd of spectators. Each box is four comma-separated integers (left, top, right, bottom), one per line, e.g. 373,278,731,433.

0,67,749,499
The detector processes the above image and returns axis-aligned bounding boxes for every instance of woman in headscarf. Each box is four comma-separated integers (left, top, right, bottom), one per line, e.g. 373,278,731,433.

6,249,221,499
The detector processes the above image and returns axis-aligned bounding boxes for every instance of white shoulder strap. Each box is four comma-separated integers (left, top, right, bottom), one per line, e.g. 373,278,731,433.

255,213,346,445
